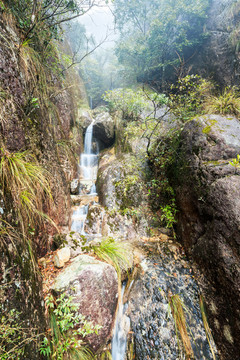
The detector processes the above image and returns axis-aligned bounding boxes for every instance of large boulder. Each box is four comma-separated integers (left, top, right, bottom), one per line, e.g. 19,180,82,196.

97,152,148,210
52,255,118,351
171,114,240,359
84,203,142,240
92,110,115,149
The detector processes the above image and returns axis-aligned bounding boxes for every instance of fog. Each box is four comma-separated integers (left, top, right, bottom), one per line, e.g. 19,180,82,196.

79,2,117,48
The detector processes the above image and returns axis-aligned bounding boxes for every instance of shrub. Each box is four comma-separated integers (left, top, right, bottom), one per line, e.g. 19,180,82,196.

0,308,40,360
204,86,240,116
169,75,213,121
102,88,168,121
160,203,177,229
40,293,100,360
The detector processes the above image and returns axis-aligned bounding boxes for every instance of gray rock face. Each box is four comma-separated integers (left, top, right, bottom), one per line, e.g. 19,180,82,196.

78,109,92,129
96,151,151,239
97,152,148,210
93,111,115,148
52,255,118,351
191,0,240,86
70,179,80,195
171,115,240,359
127,240,216,360
84,203,144,240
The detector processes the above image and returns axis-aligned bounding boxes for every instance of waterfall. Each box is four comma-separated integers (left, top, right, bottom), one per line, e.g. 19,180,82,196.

80,123,99,180
111,284,130,360
71,122,99,235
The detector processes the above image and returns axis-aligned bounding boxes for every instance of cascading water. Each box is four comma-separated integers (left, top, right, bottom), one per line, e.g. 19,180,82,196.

71,122,99,234
80,122,99,182
111,283,131,360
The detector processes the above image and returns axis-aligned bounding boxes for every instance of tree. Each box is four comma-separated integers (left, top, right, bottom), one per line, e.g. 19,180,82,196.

2,0,105,45
113,0,210,89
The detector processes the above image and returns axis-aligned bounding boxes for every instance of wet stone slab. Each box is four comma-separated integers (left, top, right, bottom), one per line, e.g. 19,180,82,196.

127,241,218,360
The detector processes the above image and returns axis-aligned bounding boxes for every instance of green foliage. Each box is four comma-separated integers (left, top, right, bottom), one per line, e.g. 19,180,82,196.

40,293,100,360
0,147,54,235
4,0,89,44
169,74,213,121
204,86,240,116
113,0,210,87
103,88,149,120
0,309,40,359
160,203,177,229
147,126,181,229
103,87,168,121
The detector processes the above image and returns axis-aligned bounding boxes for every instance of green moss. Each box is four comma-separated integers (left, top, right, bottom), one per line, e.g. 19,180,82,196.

202,125,212,134
202,120,217,134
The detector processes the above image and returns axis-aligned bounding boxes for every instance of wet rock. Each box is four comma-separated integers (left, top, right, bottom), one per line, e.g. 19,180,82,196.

79,108,92,128
70,194,99,205
65,231,84,258
70,179,80,194
54,247,71,268
171,114,240,359
92,110,115,148
52,254,118,351
127,241,217,360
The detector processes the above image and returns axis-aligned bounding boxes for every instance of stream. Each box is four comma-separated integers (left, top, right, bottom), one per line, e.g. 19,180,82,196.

70,120,217,360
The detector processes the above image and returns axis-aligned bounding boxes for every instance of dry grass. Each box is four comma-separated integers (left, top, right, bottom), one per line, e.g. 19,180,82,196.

199,295,217,360
168,292,194,359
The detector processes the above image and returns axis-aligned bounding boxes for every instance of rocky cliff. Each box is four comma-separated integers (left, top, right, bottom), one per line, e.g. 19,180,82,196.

170,115,240,359
0,9,86,358
191,0,240,86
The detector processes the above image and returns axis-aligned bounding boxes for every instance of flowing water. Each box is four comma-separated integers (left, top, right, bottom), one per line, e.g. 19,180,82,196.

71,121,131,359
111,283,130,360
68,119,218,360
71,122,99,235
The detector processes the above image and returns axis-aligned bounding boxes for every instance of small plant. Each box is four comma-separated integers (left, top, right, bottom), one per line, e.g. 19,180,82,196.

204,86,240,116
229,154,240,169
160,203,177,229
168,293,194,359
40,293,100,360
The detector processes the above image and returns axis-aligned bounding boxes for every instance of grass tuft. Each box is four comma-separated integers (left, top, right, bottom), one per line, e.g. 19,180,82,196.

0,147,54,235
90,237,131,279
168,292,194,359
204,87,240,116
199,295,217,360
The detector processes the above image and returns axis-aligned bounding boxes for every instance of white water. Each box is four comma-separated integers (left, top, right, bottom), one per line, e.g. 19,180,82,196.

71,122,99,234
111,284,130,360
80,122,99,181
